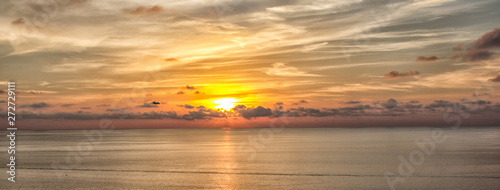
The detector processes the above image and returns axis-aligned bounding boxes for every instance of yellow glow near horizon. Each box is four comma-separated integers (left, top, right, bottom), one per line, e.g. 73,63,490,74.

214,98,239,111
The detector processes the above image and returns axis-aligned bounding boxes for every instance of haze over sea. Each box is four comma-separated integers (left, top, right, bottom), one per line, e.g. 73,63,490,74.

2,127,500,189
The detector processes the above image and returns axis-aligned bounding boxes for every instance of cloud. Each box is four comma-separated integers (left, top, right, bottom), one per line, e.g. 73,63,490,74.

384,71,421,78
80,107,91,109
176,91,185,95
106,107,129,112
425,100,455,109
452,50,494,61
292,100,309,106
183,85,196,90
381,98,398,109
451,28,500,61
182,107,226,120
471,28,500,49
29,91,45,94
265,63,319,77
97,104,110,107
164,58,178,62
137,103,158,108
11,18,25,25
488,75,500,82
416,56,441,62
344,100,361,104
178,104,195,109
22,102,49,108
61,104,75,107
453,43,464,51
194,91,201,94
0,100,6,103
234,105,273,119
129,5,164,15
0,90,4,94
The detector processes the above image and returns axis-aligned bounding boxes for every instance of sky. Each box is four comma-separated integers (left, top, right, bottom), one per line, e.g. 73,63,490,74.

0,0,500,128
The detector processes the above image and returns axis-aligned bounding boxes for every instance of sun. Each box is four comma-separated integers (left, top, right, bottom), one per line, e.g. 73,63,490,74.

214,98,238,111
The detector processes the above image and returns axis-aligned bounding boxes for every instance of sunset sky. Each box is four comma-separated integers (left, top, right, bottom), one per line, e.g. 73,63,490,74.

1,0,500,128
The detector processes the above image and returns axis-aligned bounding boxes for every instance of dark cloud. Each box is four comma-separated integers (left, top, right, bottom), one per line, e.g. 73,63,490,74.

61,104,75,107
275,102,284,106
22,102,49,108
106,107,129,112
4,98,500,120
344,100,361,104
452,50,494,61
0,90,4,94
178,104,195,109
416,56,441,62
384,71,420,78
463,100,491,105
97,104,110,107
137,103,159,108
0,100,6,103
381,98,398,109
471,28,500,49
292,100,309,105
80,107,91,109
183,85,196,90
488,75,500,82
450,28,500,61
194,91,201,94
11,18,25,25
425,100,455,109
234,105,273,119
409,100,420,104
152,101,160,105
129,5,164,15
176,91,185,95
182,107,226,120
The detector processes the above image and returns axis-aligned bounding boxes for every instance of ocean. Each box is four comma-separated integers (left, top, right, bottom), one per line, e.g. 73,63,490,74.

2,127,500,189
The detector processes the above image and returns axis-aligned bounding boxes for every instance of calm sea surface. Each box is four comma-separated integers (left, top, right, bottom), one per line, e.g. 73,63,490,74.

2,127,500,189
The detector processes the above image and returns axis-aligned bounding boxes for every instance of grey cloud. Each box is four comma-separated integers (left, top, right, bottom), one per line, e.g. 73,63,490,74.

137,103,159,108
488,75,500,82
61,104,75,107
178,104,195,109
22,102,49,108
384,71,420,78
416,56,441,62
80,107,91,109
381,98,398,109
183,85,196,90
471,28,500,49
234,105,273,119
106,107,129,112
450,28,500,62
344,100,361,104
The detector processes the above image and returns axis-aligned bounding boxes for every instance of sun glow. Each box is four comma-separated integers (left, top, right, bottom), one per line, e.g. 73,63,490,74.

214,98,238,111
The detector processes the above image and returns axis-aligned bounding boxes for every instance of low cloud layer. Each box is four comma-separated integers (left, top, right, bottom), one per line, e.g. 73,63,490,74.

384,71,421,78
8,98,500,121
